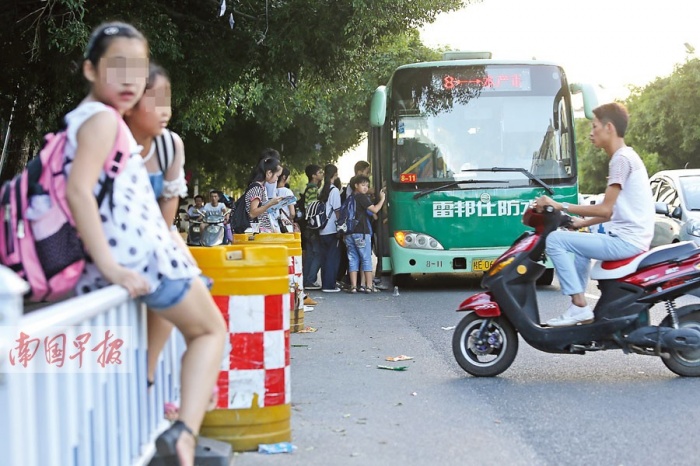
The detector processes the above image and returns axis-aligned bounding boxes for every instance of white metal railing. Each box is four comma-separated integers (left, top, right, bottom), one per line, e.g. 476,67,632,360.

0,266,182,466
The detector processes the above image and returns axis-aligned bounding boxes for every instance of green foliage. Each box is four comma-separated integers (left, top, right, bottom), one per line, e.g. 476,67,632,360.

625,58,700,171
1,0,466,187
574,119,608,194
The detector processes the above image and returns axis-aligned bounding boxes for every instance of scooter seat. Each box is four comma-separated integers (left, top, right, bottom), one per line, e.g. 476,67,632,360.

591,241,697,280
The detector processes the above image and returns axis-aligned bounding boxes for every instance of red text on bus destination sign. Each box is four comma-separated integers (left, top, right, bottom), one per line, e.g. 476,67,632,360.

442,74,523,90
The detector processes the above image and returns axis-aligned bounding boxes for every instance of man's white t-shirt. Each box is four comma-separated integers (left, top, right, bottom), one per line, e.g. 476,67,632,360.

202,202,226,215
606,146,655,250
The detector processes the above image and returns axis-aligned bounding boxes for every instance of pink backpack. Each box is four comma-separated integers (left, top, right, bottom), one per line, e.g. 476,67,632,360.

0,107,131,302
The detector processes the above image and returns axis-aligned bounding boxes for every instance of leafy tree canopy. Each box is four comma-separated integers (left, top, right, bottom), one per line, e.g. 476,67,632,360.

625,57,700,171
0,0,465,189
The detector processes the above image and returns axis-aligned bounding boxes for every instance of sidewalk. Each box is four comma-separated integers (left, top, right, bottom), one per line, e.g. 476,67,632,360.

232,291,537,466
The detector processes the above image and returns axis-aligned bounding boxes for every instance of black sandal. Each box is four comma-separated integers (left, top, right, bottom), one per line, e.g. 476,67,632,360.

155,420,195,458
348,286,358,293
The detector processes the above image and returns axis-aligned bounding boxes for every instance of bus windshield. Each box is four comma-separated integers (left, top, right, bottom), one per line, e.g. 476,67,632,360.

391,64,574,187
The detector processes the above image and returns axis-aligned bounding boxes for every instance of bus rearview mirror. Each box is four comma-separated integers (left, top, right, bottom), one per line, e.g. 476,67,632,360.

369,86,387,127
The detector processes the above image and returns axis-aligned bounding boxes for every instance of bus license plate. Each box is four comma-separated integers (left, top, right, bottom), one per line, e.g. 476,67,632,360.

472,258,495,272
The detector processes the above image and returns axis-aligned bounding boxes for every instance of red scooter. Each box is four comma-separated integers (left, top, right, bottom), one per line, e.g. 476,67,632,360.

453,205,700,377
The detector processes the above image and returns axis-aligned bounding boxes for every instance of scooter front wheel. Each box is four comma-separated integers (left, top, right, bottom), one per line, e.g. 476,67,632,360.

452,313,518,377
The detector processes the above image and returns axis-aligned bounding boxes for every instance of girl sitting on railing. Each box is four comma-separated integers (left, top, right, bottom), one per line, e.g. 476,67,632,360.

64,21,226,466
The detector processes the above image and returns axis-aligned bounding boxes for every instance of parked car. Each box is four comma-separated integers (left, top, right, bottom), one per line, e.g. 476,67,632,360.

584,192,681,248
650,169,700,246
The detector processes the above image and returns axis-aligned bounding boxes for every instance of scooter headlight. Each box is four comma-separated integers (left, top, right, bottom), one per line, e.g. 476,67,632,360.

394,231,444,250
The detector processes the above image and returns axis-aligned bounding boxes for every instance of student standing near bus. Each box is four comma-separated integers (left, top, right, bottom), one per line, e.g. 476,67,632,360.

318,164,343,292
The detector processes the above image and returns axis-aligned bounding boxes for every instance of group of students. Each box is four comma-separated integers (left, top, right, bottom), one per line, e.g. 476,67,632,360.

301,161,386,295
186,153,296,237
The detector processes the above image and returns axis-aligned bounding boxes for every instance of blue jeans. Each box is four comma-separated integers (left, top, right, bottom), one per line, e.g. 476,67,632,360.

546,230,645,296
319,233,341,290
345,233,372,272
303,230,322,286
142,277,192,310
141,275,212,310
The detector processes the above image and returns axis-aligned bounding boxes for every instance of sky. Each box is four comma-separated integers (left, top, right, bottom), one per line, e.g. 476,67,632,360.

339,0,700,180
420,0,700,102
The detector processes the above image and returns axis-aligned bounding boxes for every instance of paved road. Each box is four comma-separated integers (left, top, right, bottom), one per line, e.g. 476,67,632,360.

234,275,700,466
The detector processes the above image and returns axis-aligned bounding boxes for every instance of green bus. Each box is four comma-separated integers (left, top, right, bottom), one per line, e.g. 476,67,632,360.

368,52,597,286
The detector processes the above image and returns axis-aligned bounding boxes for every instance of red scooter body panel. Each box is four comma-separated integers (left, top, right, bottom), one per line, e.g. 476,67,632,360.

457,292,501,317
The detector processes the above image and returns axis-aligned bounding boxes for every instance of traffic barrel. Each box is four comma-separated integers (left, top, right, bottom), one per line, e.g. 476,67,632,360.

237,232,305,333
189,245,291,451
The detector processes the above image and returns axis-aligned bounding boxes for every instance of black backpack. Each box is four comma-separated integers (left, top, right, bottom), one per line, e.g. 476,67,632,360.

305,199,328,230
230,183,256,233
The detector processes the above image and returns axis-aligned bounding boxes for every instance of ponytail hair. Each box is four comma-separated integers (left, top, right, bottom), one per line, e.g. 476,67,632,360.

249,156,281,184
278,166,291,185
319,164,338,202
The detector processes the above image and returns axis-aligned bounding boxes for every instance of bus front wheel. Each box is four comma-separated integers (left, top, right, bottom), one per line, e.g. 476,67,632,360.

536,268,554,286
392,273,412,287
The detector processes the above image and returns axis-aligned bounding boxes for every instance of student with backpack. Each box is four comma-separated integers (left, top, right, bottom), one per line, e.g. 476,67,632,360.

317,164,343,292
63,22,225,465
337,160,372,288
343,175,386,293
244,157,283,232
301,164,323,289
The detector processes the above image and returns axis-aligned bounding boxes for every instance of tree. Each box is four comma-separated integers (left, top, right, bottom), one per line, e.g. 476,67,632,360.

625,58,700,171
0,0,465,186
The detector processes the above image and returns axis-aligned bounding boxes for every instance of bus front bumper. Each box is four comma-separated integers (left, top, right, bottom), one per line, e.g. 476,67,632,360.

388,239,510,275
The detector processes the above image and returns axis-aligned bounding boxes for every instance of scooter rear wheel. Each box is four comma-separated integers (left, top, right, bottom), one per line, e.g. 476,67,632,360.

661,307,700,377
452,313,518,377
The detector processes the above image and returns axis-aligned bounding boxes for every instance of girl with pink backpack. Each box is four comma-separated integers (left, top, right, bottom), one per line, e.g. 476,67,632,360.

64,22,225,465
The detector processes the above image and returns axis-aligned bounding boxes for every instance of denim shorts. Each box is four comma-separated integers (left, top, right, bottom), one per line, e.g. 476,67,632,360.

141,275,213,310
344,233,373,272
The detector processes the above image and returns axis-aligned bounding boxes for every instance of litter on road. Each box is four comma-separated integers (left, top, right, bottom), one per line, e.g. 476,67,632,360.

258,442,296,454
385,355,413,361
377,365,408,371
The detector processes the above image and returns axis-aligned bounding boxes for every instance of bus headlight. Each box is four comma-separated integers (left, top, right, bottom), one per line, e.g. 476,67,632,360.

394,231,444,250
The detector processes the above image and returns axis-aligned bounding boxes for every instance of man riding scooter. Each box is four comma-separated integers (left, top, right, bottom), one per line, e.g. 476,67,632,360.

201,190,231,245
534,102,655,327
187,194,205,221
186,195,204,245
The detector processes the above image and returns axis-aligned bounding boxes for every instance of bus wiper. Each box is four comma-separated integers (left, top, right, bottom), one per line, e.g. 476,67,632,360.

461,167,555,195
412,179,508,199
413,181,459,199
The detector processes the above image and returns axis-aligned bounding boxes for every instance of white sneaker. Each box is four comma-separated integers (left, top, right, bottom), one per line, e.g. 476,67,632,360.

546,304,594,327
